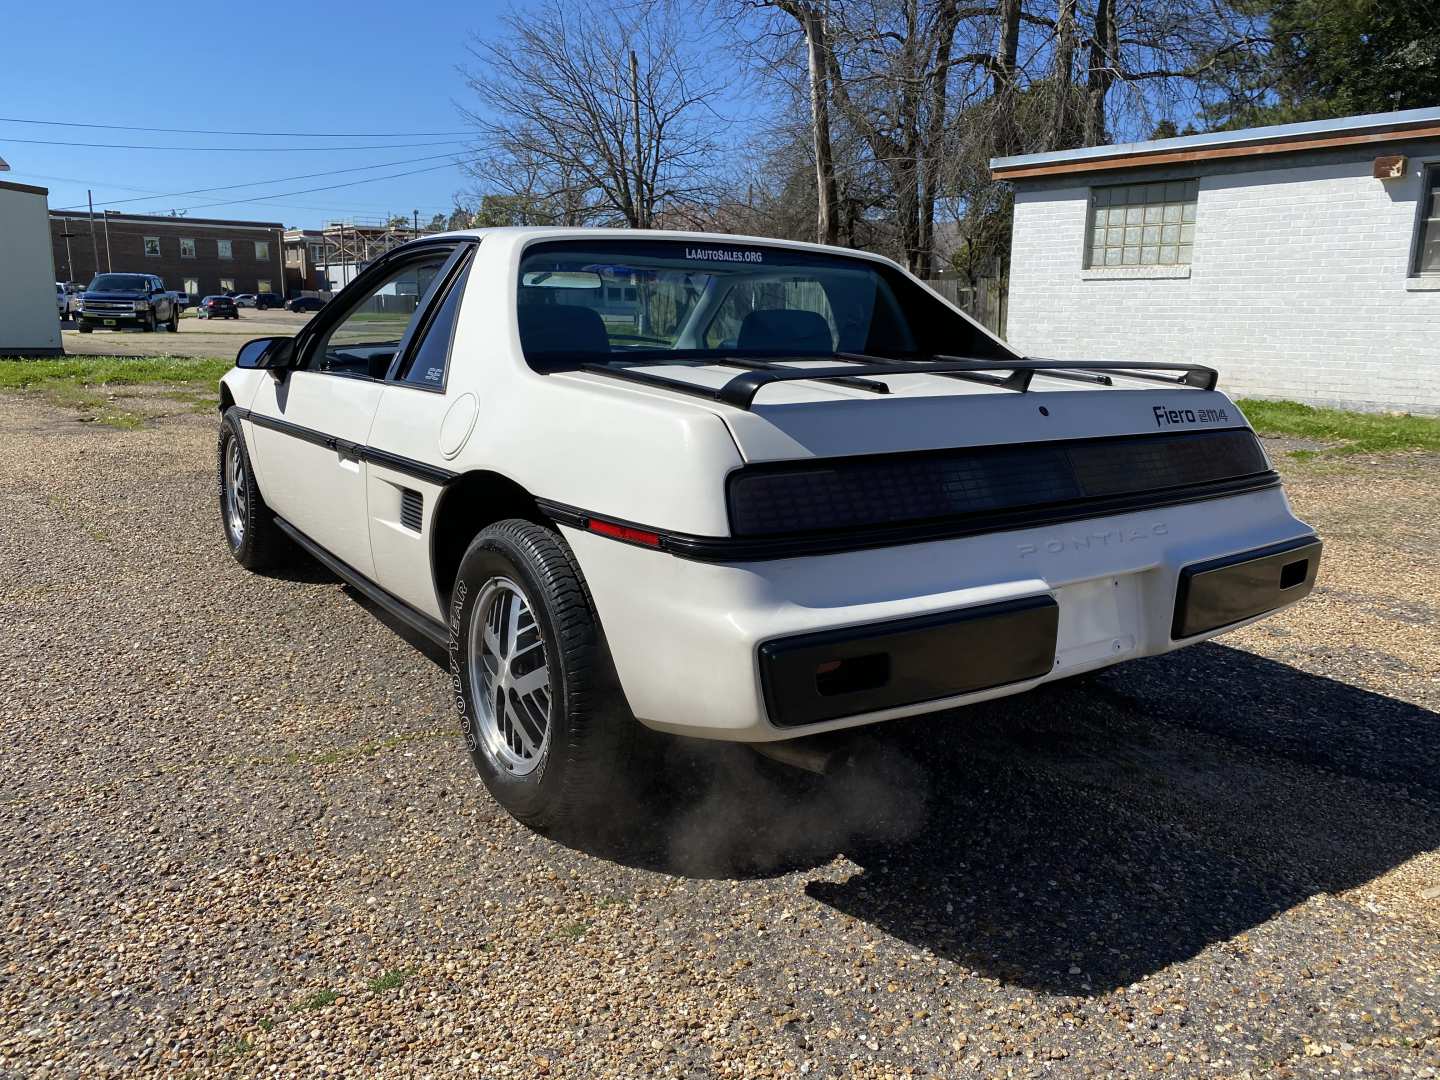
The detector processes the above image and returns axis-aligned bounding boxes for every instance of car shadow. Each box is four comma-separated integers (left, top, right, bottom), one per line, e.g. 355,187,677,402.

550,642,1439,995
800,645,1440,995
317,565,1440,994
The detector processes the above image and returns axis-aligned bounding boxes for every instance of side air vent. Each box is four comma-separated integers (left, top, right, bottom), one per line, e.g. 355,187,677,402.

400,488,424,533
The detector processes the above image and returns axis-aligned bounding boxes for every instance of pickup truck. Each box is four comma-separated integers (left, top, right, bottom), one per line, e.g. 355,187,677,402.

216,229,1322,832
76,273,180,333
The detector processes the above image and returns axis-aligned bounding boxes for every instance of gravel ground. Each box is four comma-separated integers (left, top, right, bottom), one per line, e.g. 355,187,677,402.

0,400,1436,1079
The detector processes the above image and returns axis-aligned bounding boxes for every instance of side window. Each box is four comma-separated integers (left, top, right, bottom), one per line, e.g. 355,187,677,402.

308,252,451,379
1412,164,1440,276
395,259,471,389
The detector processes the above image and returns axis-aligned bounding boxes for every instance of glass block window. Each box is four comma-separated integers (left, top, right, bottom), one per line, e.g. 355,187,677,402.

1413,166,1440,275
255,240,270,261
1087,180,1198,268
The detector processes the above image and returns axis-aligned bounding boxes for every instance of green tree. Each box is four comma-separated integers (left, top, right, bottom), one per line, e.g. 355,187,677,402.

1213,0,1440,126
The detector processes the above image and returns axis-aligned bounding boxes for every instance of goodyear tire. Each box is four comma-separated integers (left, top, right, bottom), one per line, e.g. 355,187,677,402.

218,408,288,571
449,519,631,834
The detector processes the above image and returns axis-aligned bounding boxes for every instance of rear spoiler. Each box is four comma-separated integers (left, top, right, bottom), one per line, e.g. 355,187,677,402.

576,352,1219,411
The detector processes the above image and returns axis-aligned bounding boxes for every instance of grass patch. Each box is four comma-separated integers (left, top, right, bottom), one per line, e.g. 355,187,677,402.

217,1038,253,1059
0,355,229,429
0,354,230,389
295,989,339,1011
367,968,414,993
557,921,590,940
1238,398,1440,455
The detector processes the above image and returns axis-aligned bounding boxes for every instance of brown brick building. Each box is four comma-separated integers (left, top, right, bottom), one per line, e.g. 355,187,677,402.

51,211,286,299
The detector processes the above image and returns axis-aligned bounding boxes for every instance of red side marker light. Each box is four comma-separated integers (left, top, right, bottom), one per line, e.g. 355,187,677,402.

588,518,662,548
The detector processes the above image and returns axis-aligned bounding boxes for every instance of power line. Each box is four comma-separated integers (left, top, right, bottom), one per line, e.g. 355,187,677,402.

0,136,468,152
0,116,473,138
15,172,172,195
49,152,467,211
166,162,461,213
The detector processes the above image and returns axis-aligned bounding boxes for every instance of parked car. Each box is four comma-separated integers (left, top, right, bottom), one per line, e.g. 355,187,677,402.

56,283,69,318
76,273,180,333
255,292,286,310
216,229,1322,832
286,295,326,313
197,295,239,320
233,294,258,308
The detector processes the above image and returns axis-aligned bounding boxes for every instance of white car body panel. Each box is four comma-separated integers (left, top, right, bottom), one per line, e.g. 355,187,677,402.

221,227,1319,742
563,486,1308,740
246,369,383,579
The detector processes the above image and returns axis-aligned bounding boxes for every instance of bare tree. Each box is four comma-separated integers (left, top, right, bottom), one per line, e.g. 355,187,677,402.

460,0,730,229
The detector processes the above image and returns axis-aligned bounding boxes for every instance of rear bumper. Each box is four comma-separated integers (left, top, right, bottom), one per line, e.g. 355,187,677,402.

565,485,1321,741
1172,535,1321,638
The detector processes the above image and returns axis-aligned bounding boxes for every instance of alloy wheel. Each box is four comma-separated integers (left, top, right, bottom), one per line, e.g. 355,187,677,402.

468,576,552,776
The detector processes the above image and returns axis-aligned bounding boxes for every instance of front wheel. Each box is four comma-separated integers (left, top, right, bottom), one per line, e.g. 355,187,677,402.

449,519,631,833
142,312,156,332
218,409,288,570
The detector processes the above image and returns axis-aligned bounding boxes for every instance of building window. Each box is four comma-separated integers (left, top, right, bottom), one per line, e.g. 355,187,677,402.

218,239,233,260
309,243,324,263
1087,180,1197,268
143,236,161,258
220,278,235,293
1412,165,1440,276
180,238,196,258
256,240,270,261
184,278,200,297
258,279,272,294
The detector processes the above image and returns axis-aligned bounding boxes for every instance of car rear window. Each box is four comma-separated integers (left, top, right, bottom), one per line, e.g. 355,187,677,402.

514,239,1005,371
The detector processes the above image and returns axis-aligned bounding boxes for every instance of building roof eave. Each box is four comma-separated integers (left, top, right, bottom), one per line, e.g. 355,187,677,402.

990,107,1440,181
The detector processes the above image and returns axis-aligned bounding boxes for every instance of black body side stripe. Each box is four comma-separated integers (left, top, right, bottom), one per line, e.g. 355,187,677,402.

235,408,458,485
538,471,1282,562
235,408,1282,563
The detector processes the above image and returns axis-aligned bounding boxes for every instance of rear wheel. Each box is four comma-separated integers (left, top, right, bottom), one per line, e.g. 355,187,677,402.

449,519,632,834
218,409,287,570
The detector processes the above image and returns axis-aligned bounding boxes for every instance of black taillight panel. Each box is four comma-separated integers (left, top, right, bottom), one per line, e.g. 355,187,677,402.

727,428,1270,538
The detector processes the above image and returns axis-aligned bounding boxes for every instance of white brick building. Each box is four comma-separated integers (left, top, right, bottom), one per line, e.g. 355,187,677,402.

992,109,1440,415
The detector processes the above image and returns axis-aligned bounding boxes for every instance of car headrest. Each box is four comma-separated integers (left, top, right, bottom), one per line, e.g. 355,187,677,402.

736,308,834,354
517,303,610,367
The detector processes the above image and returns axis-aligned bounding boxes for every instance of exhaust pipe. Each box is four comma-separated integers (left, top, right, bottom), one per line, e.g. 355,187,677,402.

751,734,851,776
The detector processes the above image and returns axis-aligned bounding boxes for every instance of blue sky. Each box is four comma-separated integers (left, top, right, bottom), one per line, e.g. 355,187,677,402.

1,1,510,229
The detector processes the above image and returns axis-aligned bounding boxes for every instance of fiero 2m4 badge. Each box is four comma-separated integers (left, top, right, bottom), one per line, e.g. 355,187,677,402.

1153,403,1231,428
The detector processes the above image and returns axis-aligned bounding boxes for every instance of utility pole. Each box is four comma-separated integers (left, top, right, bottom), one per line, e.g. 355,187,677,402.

101,210,114,272
58,229,77,283
86,191,100,280
413,209,419,236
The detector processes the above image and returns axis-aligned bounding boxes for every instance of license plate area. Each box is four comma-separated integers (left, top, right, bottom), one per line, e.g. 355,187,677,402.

103,319,116,325
1173,536,1322,638
1053,575,1142,673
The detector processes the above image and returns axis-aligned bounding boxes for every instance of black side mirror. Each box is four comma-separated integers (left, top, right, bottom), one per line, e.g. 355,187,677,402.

236,336,295,372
